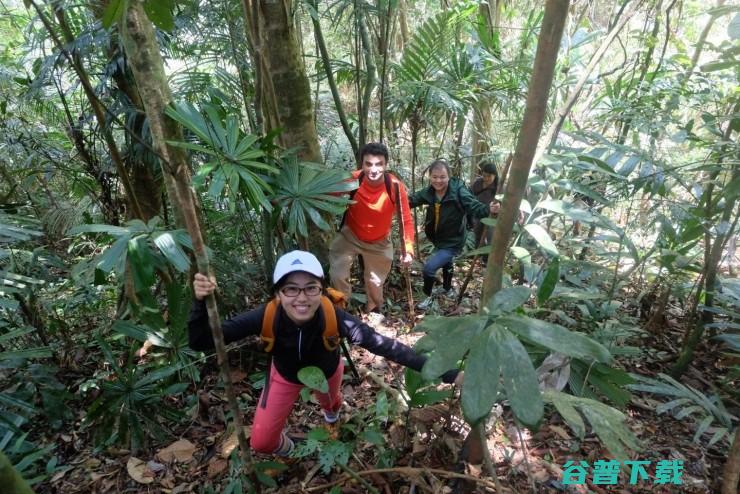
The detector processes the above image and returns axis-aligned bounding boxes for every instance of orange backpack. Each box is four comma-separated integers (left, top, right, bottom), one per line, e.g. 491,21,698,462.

260,288,348,352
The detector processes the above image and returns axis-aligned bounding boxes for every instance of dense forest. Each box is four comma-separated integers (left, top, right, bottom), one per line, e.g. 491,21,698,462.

0,0,738,492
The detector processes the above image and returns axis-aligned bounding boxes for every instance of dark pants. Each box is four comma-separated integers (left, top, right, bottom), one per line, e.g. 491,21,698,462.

422,248,459,295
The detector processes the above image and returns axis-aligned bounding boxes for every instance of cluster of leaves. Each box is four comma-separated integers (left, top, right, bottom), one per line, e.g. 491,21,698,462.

416,286,641,458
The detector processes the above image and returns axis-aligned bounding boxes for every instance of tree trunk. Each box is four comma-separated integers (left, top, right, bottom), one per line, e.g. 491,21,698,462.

722,429,740,494
672,114,738,376
243,0,321,161
464,0,570,473
680,0,726,86
0,451,34,494
482,0,570,301
356,1,377,148
397,0,409,50
120,1,254,473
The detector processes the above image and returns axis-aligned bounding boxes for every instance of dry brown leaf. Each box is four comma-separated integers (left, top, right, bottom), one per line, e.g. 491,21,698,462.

548,425,571,440
218,427,251,458
207,458,228,478
230,370,247,382
156,439,197,463
83,458,101,469
126,457,155,484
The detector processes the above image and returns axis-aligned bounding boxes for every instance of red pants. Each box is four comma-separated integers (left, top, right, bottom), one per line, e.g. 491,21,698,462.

250,361,344,454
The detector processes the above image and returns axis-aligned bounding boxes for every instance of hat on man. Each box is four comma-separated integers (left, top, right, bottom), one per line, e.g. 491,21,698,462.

272,250,324,285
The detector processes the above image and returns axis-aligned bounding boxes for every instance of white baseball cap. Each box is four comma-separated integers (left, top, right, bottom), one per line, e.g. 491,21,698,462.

272,250,324,285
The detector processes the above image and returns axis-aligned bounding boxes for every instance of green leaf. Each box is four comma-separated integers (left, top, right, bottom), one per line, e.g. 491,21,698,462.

101,0,127,28
96,236,130,274
128,238,156,291
548,390,585,439
68,223,130,236
143,0,175,32
297,366,328,393
728,12,740,39
485,286,530,315
544,390,640,459
0,347,53,360
153,231,191,272
410,389,453,407
701,60,738,72
461,326,500,424
498,315,612,363
523,224,558,257
537,257,560,305
416,316,487,380
499,329,543,429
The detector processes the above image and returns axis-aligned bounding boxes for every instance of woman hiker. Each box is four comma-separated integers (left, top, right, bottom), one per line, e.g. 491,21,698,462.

188,250,459,458
470,161,500,251
409,159,500,311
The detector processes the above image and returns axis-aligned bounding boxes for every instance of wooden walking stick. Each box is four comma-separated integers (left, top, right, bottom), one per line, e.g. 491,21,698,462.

394,182,415,323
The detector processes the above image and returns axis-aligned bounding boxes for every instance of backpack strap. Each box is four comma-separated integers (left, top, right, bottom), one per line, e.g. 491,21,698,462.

384,172,396,205
321,296,340,351
261,297,280,352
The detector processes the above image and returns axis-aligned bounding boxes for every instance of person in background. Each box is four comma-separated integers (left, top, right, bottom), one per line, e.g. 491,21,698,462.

470,161,500,250
329,142,414,319
188,250,458,458
409,160,500,311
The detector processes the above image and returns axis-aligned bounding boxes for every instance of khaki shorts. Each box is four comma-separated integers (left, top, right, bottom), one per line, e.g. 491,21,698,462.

328,226,393,299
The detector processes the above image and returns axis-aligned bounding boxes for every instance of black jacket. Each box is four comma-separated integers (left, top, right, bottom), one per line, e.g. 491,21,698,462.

188,301,457,384
409,178,490,250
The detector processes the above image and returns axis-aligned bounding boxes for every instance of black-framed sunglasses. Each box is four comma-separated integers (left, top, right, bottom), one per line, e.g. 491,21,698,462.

279,285,322,297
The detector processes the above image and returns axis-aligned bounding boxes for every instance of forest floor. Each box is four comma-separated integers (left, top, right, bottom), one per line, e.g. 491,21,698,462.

36,263,735,494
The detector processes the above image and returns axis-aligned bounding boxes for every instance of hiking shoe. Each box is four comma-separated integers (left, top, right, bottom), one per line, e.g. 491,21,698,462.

431,286,446,296
416,296,434,311
444,288,458,299
322,409,340,424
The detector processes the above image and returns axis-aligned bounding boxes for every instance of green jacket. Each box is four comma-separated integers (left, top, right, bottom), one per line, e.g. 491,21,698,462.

409,178,490,250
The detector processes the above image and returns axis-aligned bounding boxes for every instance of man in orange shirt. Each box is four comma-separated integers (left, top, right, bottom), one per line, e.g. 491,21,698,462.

329,143,414,315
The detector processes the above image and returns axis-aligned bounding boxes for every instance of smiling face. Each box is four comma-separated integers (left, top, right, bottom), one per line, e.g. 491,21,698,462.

361,154,388,186
276,272,323,325
430,166,450,195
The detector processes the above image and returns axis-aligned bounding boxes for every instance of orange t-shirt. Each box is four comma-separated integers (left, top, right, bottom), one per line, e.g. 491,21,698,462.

345,170,415,254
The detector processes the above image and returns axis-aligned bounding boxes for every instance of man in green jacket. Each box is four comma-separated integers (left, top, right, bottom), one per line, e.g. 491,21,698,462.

409,160,499,310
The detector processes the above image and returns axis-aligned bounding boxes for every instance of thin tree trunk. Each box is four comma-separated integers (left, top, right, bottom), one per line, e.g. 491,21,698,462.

120,1,254,475
464,0,570,476
533,1,635,165
309,0,358,155
378,0,393,143
356,0,377,147
722,429,740,494
397,0,409,50
680,0,726,86
481,0,569,301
